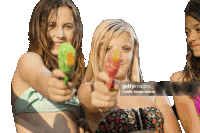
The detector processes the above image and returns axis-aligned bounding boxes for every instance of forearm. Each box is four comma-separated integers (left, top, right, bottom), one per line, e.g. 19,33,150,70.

177,102,200,133
156,96,181,132
162,107,182,133
34,70,51,99
190,121,200,133
173,96,200,133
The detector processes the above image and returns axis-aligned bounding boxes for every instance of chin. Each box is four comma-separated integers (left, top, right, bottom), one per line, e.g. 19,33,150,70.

51,50,59,56
193,51,200,57
115,71,127,80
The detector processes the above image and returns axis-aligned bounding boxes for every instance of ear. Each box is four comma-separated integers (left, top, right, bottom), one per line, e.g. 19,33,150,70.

131,55,140,82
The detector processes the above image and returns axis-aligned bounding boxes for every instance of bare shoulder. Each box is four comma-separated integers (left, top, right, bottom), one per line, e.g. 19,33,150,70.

17,52,49,86
18,52,44,66
170,71,184,82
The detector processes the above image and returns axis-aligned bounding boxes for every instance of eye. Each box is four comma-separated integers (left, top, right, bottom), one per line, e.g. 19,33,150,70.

64,24,73,29
123,47,131,52
185,31,190,37
106,48,111,52
196,28,200,32
48,23,56,29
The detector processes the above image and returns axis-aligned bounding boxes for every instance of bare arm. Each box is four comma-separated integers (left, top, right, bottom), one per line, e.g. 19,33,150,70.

156,92,182,133
18,52,51,98
171,72,200,133
174,96,200,133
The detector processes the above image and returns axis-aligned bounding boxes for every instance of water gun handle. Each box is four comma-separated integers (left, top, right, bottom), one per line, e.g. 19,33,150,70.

58,42,76,85
105,47,121,90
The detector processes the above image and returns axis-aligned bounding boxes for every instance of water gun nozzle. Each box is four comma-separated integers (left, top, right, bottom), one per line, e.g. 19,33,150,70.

112,48,121,62
66,52,75,66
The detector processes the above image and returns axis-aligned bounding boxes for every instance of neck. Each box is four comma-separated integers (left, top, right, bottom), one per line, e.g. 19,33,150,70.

194,57,200,68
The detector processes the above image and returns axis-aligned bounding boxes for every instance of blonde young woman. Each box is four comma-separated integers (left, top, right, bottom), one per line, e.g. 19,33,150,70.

11,0,85,132
170,0,200,132
78,19,181,133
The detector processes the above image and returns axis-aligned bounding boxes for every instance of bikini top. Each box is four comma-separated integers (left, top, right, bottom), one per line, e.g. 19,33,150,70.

96,106,164,133
192,93,200,115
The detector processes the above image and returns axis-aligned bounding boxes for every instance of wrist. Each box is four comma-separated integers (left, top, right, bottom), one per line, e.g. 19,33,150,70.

97,108,112,116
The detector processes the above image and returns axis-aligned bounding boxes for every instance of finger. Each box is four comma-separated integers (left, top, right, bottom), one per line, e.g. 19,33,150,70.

94,81,119,96
67,81,74,88
51,95,72,102
51,69,65,79
94,81,110,95
50,78,69,90
97,72,110,84
91,98,116,109
65,81,75,92
92,91,117,102
113,83,119,92
51,87,73,96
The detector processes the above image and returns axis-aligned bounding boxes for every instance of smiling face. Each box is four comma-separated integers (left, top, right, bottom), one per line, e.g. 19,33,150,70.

48,6,74,56
185,15,200,57
101,32,134,81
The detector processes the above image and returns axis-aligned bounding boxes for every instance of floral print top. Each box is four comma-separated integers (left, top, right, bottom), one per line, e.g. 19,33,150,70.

96,106,164,133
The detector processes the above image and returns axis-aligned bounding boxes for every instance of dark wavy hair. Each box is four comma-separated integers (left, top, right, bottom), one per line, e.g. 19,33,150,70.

183,0,200,82
28,0,85,90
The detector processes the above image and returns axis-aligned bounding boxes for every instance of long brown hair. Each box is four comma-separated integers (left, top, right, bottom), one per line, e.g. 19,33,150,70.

28,0,85,89
183,0,200,82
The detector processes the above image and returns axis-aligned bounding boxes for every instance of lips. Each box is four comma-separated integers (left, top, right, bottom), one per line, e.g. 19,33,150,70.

54,42,63,48
54,42,63,44
192,44,200,49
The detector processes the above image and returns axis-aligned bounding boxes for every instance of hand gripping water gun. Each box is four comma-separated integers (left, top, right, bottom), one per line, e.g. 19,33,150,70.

58,42,76,85
105,47,122,90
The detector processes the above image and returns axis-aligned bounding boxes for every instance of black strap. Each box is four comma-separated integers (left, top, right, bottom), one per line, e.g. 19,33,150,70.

172,104,179,120
139,108,146,130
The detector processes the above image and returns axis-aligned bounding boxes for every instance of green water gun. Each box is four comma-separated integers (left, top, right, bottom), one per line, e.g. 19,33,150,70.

58,42,76,85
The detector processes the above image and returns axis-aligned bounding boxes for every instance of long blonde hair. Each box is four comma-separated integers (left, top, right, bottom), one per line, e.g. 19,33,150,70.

82,19,143,84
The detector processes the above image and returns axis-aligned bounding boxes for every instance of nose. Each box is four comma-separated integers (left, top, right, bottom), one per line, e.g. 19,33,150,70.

121,57,123,62
56,28,65,40
188,30,198,43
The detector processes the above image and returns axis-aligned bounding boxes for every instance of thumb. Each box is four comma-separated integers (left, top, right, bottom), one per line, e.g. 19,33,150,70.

113,81,120,92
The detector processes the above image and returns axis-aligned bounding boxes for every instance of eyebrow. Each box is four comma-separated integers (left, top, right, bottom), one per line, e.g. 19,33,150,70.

185,24,200,30
64,23,73,25
49,21,72,24
48,22,73,26
108,44,131,48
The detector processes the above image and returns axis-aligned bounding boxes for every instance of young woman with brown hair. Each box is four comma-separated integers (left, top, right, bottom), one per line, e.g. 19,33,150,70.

11,0,85,132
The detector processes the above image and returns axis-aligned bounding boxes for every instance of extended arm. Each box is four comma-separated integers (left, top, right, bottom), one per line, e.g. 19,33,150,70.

18,52,51,99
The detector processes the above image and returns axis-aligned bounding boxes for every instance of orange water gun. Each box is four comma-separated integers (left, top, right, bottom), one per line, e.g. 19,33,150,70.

105,47,122,89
